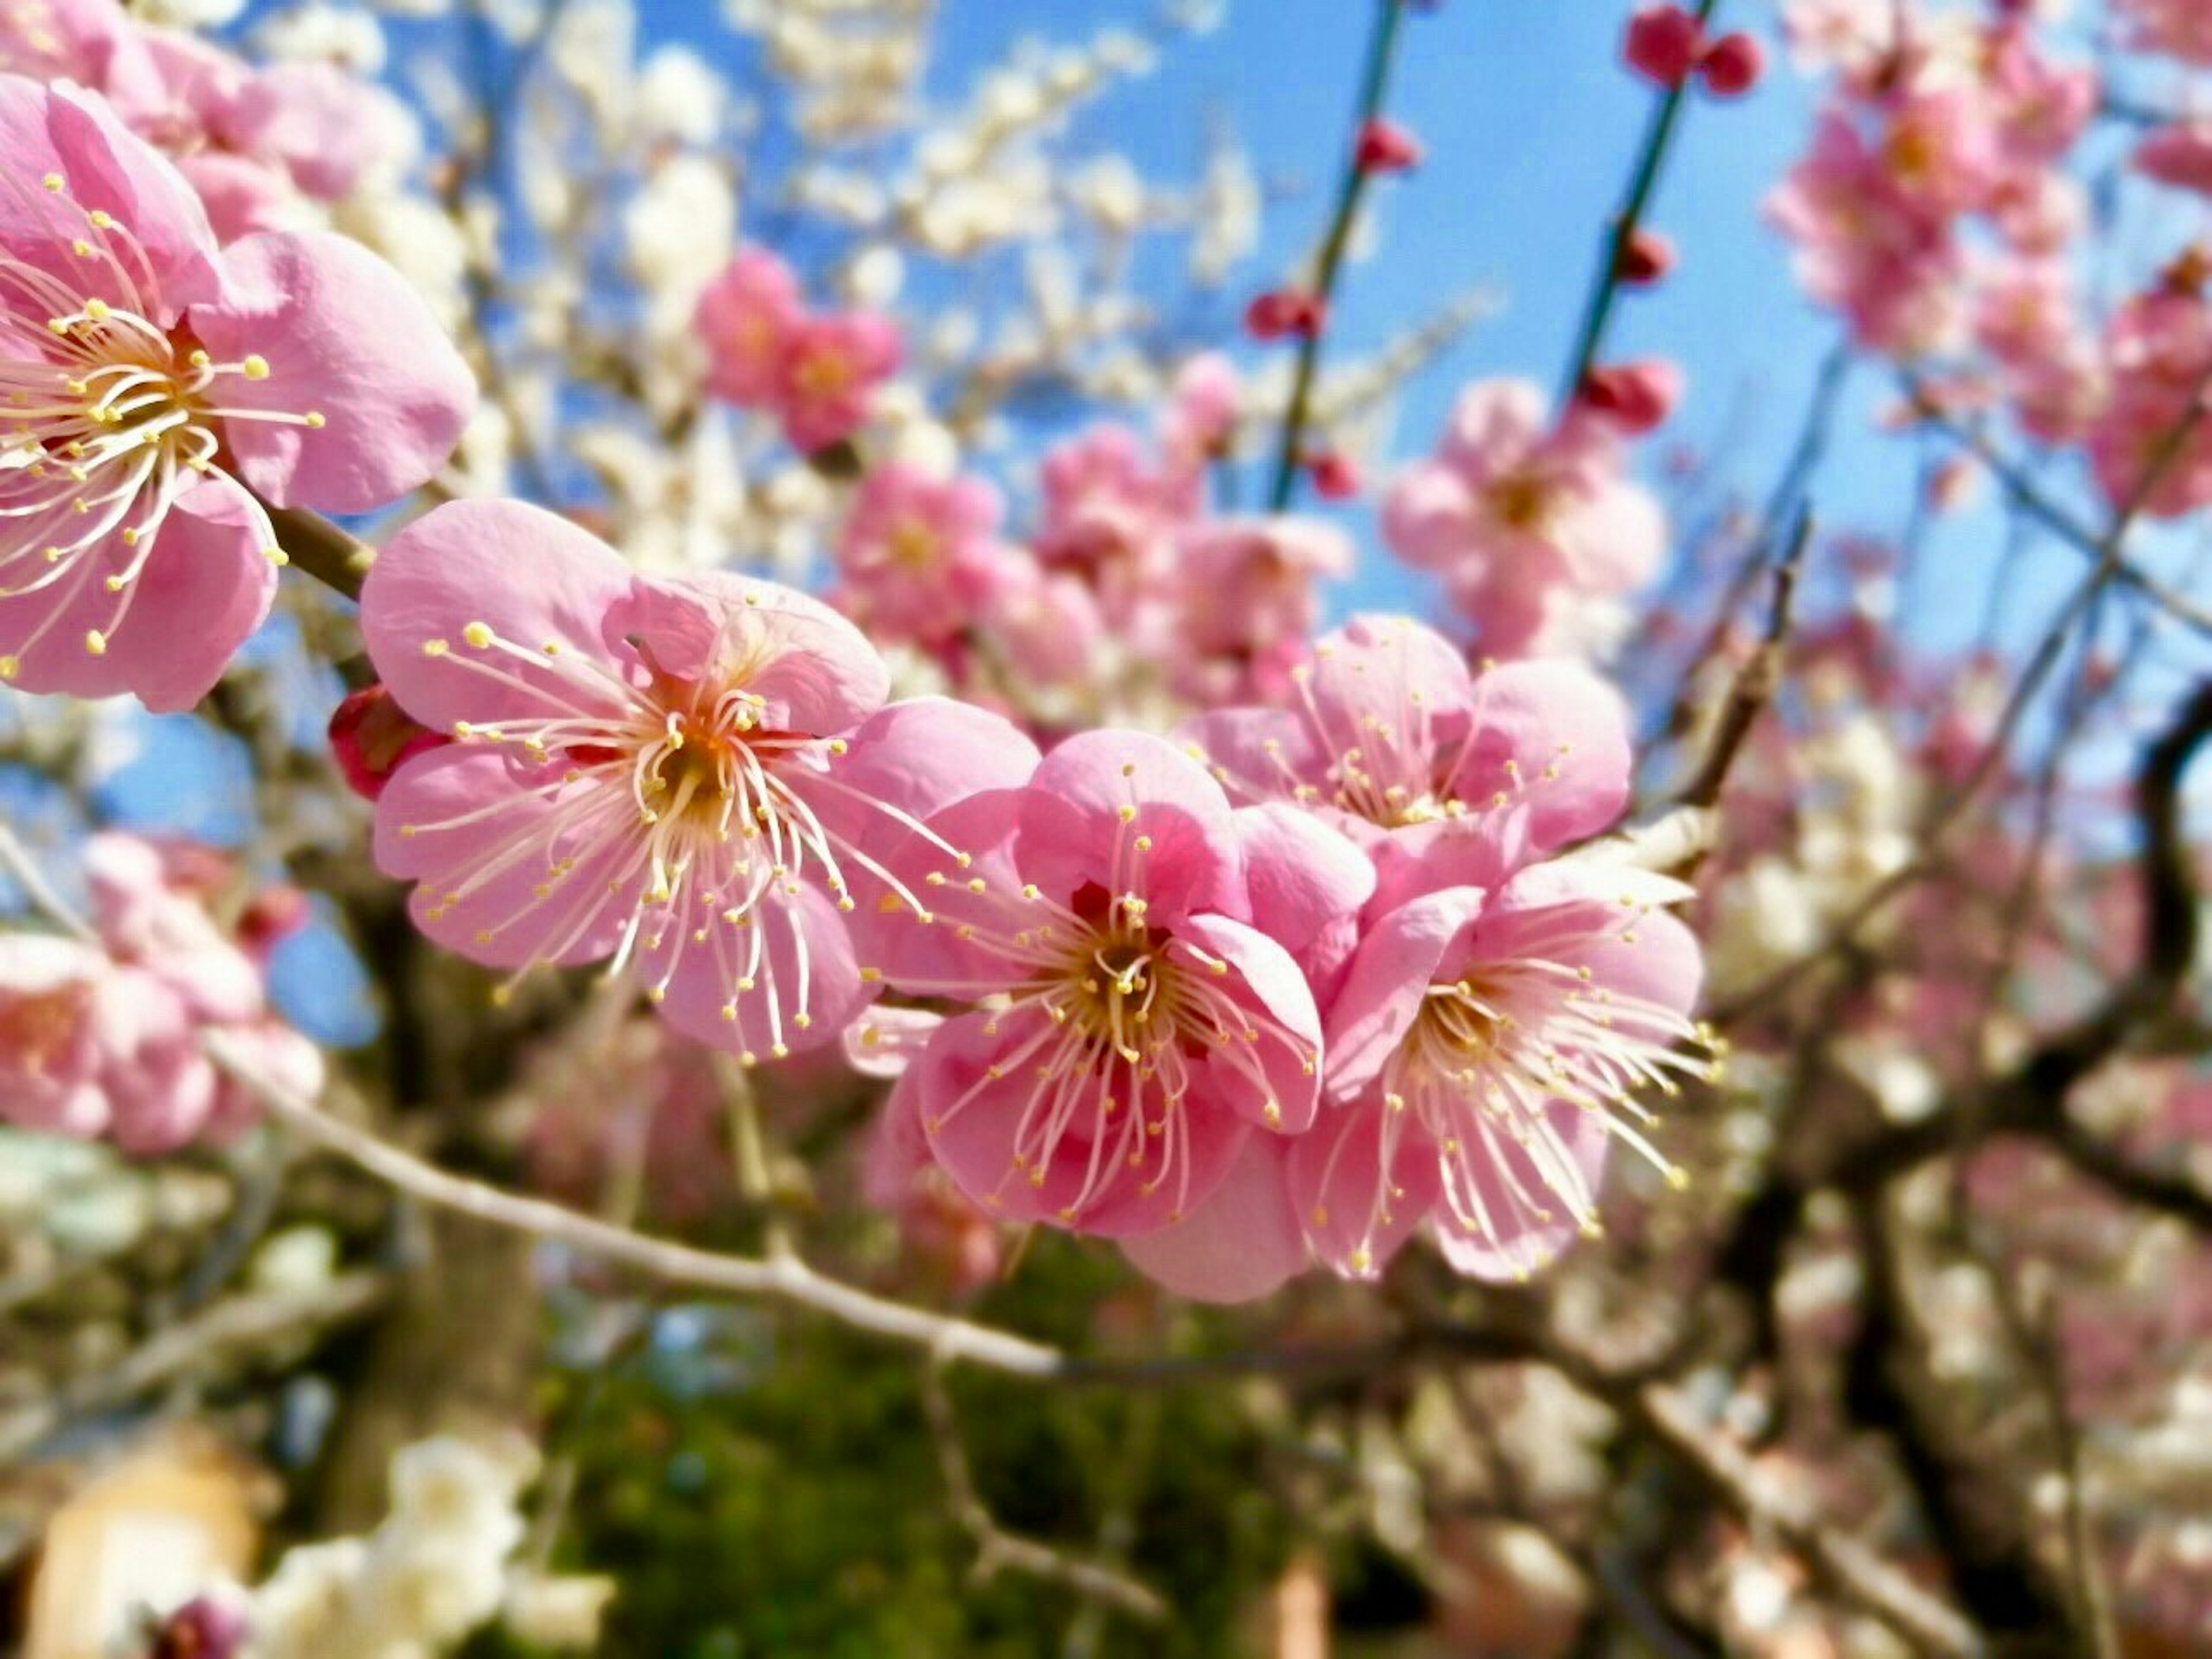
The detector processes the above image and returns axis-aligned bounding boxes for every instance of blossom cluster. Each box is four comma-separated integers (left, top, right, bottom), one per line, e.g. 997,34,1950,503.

0,17,1725,1305
1771,0,2212,518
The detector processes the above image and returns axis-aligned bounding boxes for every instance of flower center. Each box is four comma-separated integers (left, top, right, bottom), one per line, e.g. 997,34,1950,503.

886,518,941,571
0,176,317,673
0,984,84,1075
1486,469,1557,533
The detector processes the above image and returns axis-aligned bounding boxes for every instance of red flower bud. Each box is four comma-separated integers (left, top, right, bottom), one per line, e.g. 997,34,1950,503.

1698,31,1765,96
1578,360,1683,435
1616,226,1676,285
1306,451,1362,500
1244,289,1325,342
1624,6,1705,87
238,886,315,954
1354,116,1423,175
329,683,447,802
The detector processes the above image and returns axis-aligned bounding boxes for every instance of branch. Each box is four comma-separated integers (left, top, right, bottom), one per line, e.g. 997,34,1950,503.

0,1272,387,1465
1265,0,1410,508
209,1036,1065,1377
1558,0,1722,402
1630,1381,1988,1659
264,500,373,603
1672,507,1810,811
920,1365,1170,1624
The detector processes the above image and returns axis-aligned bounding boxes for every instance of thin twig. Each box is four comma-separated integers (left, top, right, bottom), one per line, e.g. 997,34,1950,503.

1558,0,1722,403
1264,0,1410,508
920,1364,1169,1624
207,1035,1065,1376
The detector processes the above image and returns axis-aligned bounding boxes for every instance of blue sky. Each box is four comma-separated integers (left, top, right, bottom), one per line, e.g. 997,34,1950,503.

604,0,2177,666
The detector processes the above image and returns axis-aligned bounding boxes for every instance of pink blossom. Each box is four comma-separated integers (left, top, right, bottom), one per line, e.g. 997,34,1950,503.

361,499,1039,1063
2135,123,2212,198
832,464,1021,651
2116,0,2212,67
1032,423,1194,634
1767,111,1967,355
697,248,804,408
1381,380,1666,658
1290,860,1706,1282
0,77,474,710
2088,287,2212,520
1171,515,1351,706
0,834,323,1153
850,730,1360,1263
775,309,902,454
1983,30,2096,168
1160,351,1240,468
0,0,132,86
1182,614,1634,915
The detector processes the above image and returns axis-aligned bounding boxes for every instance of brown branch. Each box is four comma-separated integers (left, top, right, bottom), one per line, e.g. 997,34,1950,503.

264,500,373,603
1672,507,1811,811
209,1036,1066,1377
920,1365,1170,1624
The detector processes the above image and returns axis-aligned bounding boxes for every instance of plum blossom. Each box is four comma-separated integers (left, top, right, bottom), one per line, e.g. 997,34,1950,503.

1171,515,1351,706
851,730,1359,1262
2088,284,2212,520
2116,0,2212,66
0,76,472,709
0,833,323,1153
831,461,1021,651
696,244,902,454
2135,123,2212,198
1291,861,1707,1282
1381,382,1666,658
361,499,1038,1063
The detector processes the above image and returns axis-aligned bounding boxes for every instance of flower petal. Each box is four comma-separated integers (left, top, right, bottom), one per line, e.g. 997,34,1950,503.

188,229,475,512
1120,1136,1309,1304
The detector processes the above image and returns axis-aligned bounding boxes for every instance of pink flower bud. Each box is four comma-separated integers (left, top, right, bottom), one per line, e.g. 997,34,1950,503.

1244,289,1326,342
1578,360,1683,435
1698,31,1765,96
1354,116,1423,174
1616,226,1676,285
329,683,447,802
1624,6,1705,87
1307,451,1362,499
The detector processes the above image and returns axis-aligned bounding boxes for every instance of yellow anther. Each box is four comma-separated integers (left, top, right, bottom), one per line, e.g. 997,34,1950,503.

83,630,107,656
241,354,270,380
463,622,494,649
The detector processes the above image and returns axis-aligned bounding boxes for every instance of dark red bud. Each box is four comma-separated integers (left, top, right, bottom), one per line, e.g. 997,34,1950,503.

1306,451,1362,500
1578,360,1683,435
1616,226,1677,285
1698,31,1766,97
1353,116,1423,175
1624,6,1705,87
1243,289,1326,342
329,683,446,802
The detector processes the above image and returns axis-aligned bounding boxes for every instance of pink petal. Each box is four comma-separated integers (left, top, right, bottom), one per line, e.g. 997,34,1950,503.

1323,886,1486,1100
848,785,1028,991
1173,912,1324,1134
361,500,638,734
1430,1101,1609,1283
645,882,866,1060
1286,1094,1442,1278
616,570,889,737
1120,1136,1309,1303
372,744,634,971
188,229,475,512
918,1006,1252,1236
1017,729,1243,926
0,475,273,711
0,78,219,314
1234,802,1374,992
